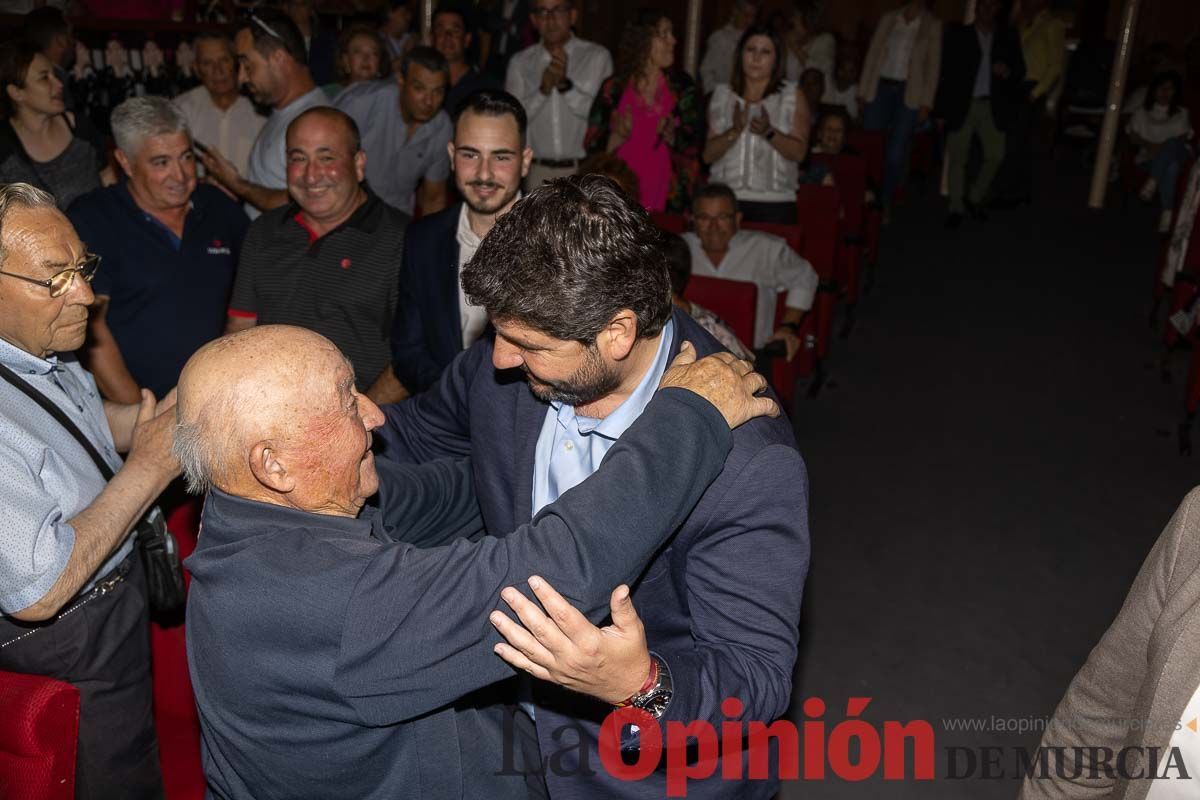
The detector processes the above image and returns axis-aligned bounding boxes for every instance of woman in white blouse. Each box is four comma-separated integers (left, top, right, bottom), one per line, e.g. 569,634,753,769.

702,24,812,224
1128,71,1193,233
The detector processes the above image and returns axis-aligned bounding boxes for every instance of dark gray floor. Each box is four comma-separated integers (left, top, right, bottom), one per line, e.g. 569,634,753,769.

778,158,1199,798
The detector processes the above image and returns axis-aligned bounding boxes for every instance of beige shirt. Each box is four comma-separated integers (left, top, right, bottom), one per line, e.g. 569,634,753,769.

880,13,920,80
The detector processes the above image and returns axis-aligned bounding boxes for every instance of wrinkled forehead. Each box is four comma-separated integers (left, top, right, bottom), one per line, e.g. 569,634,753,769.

2,207,82,272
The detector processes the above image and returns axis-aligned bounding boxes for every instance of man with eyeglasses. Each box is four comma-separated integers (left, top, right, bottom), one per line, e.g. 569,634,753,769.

505,0,611,188
0,182,181,799
199,10,329,218
683,183,817,361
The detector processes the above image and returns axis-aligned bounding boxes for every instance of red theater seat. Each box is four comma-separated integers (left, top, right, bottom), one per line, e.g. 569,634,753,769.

650,212,686,234
0,671,79,800
795,185,840,364
683,274,757,348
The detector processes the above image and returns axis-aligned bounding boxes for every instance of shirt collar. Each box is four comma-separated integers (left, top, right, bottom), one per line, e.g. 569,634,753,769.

457,193,521,249
201,486,381,548
116,179,198,222
551,316,674,441
282,188,384,238
0,334,59,375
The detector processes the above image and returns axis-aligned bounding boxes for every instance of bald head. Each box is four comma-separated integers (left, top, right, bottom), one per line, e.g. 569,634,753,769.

176,325,385,516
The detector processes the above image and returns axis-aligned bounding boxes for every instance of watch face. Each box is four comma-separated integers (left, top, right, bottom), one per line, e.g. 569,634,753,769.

634,688,673,718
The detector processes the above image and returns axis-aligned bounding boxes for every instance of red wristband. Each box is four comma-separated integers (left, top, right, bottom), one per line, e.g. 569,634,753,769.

614,657,658,708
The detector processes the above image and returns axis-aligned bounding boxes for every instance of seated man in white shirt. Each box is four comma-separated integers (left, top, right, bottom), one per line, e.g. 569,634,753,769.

505,0,612,188
683,182,817,361
174,32,266,176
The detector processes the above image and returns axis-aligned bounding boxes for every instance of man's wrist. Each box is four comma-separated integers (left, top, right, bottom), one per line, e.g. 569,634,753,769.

779,321,800,334
556,77,574,93
614,654,657,707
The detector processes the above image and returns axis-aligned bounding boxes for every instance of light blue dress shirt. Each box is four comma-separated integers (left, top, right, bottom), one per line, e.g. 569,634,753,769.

532,318,674,514
0,337,131,616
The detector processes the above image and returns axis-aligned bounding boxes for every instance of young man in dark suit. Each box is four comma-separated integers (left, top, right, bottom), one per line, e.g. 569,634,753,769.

378,175,810,799
390,89,531,395
935,0,1026,228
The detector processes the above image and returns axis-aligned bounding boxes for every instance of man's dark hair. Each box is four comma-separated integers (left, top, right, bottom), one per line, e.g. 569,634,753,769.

238,10,309,66
462,174,673,344
692,182,739,212
401,44,449,77
287,106,363,153
662,232,692,298
22,7,69,53
433,2,473,35
452,88,526,142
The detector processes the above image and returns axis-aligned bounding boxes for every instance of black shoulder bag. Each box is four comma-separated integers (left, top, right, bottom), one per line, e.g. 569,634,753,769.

0,362,186,613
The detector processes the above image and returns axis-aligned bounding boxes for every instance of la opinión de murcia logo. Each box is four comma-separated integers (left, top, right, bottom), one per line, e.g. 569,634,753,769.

495,697,1196,796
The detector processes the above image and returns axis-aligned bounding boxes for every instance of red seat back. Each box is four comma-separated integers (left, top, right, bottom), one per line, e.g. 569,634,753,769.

683,275,757,348
650,213,686,233
741,221,804,257
811,153,868,238
846,129,885,187
795,185,839,280
0,671,79,800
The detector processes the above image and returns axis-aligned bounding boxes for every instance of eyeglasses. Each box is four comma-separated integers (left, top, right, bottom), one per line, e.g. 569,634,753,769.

531,5,571,18
0,254,100,298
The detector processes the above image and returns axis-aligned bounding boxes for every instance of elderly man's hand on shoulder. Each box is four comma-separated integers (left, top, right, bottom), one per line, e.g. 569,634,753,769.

659,340,779,428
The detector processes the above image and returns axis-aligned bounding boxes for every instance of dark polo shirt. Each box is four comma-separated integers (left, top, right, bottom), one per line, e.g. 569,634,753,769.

229,191,408,390
67,182,249,397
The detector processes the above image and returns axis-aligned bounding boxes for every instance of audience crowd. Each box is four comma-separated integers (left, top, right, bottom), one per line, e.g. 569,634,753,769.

2,0,1198,798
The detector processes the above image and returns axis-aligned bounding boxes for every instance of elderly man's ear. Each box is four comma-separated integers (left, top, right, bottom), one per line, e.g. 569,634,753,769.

249,442,296,493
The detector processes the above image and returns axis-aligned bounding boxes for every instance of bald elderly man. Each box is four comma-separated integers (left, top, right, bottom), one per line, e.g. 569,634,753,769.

178,324,775,800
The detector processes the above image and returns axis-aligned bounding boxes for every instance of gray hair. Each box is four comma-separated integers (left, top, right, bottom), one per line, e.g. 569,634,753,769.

173,390,238,496
0,181,58,264
110,96,191,157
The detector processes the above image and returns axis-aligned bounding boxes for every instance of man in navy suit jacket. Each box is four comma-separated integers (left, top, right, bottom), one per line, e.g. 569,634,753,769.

391,89,532,394
378,175,810,798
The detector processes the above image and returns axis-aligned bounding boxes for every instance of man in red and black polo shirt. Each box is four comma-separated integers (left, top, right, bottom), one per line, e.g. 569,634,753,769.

227,107,410,403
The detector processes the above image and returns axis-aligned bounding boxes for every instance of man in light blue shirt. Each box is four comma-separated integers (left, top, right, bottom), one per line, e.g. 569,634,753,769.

532,318,673,511
0,183,180,799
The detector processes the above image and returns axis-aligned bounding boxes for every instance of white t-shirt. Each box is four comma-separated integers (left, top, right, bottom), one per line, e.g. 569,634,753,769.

880,14,921,81
823,82,860,118
1128,104,1193,146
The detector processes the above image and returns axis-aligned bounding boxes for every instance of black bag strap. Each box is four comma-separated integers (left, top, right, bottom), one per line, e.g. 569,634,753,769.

0,360,116,482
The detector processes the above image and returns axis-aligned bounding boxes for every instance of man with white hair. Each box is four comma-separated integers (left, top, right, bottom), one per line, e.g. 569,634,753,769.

179,323,775,800
0,182,181,798
68,95,249,404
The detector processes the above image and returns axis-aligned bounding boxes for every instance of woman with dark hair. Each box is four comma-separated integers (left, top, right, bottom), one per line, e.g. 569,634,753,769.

325,24,387,98
703,23,812,223
1128,70,1193,233
0,40,105,210
584,9,703,213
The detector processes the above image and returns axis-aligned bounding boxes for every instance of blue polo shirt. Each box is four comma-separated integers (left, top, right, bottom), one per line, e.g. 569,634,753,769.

67,182,249,397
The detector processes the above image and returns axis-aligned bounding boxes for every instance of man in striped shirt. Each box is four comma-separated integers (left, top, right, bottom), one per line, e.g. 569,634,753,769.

226,107,409,403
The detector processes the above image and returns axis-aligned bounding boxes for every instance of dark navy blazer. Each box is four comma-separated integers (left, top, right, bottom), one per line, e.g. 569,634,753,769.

185,389,732,800
378,308,811,799
390,203,464,393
